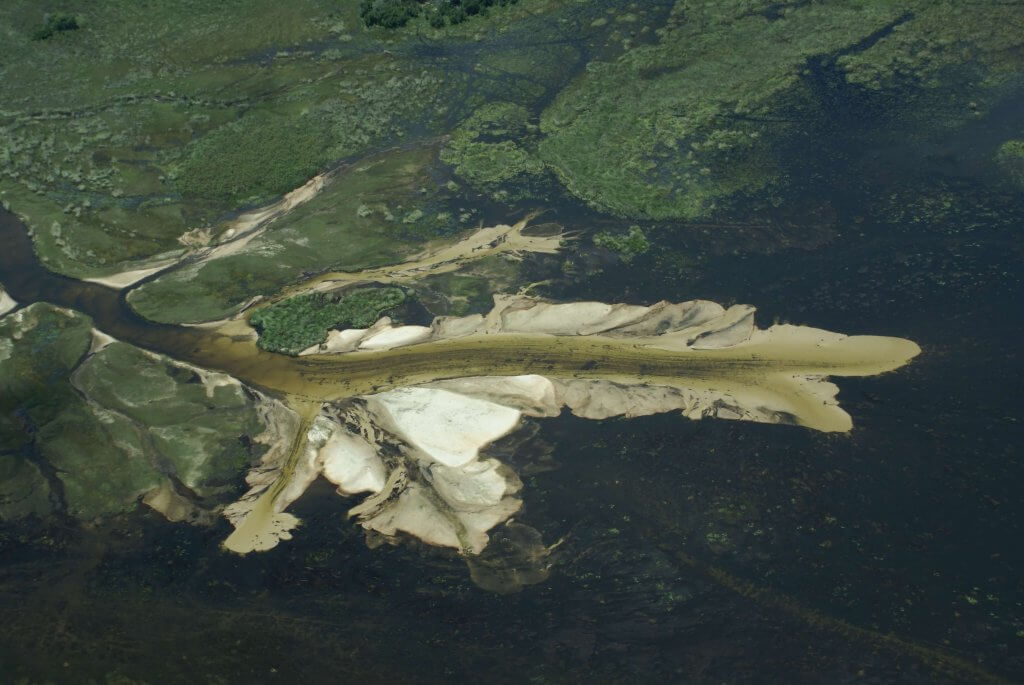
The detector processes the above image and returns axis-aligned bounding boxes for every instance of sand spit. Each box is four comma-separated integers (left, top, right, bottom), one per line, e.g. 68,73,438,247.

83,257,184,290
280,214,568,301
84,170,331,293
217,295,919,558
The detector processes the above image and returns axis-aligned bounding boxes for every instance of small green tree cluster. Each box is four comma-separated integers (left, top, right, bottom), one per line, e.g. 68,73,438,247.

249,288,406,355
359,0,421,28
359,0,518,29
32,14,79,41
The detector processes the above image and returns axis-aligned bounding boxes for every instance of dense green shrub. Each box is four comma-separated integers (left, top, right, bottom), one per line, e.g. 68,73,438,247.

359,0,421,28
32,14,79,41
360,0,518,29
173,113,331,205
249,288,406,355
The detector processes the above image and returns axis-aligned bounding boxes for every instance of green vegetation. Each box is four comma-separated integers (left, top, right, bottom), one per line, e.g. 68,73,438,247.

0,303,270,521
4,0,1018,282
0,1,467,278
537,1,901,220
250,287,406,355
128,146,464,323
995,140,1024,188
360,0,520,29
593,225,649,263
173,112,332,206
537,0,1024,221
360,0,421,28
441,102,548,202
31,13,79,41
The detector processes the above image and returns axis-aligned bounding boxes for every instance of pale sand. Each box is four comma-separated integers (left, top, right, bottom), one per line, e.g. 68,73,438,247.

82,257,182,290
0,288,16,317
277,214,569,302
216,295,919,556
222,399,320,554
85,169,331,294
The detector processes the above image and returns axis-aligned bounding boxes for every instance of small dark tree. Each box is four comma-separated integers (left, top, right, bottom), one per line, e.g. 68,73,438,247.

32,14,79,41
359,0,421,29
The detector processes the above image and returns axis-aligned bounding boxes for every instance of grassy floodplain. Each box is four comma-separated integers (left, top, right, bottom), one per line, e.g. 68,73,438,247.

0,0,659,283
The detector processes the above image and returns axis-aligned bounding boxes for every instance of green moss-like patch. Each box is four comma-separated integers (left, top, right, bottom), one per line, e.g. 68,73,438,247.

593,225,650,263
441,102,548,201
995,140,1024,188
250,287,406,355
38,402,162,521
538,0,1024,221
74,342,265,492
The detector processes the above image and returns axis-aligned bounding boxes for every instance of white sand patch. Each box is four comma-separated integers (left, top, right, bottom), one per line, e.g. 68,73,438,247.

432,313,484,338
318,429,385,495
349,462,522,554
428,374,561,417
0,288,17,317
358,325,431,350
428,458,515,510
83,257,182,290
350,470,463,550
299,327,368,356
367,387,522,467
88,328,118,355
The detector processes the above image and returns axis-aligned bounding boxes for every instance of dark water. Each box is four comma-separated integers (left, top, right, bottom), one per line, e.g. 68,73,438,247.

2,96,1024,685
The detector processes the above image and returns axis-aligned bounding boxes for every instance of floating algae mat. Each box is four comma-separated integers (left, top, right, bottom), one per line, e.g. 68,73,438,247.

219,294,920,582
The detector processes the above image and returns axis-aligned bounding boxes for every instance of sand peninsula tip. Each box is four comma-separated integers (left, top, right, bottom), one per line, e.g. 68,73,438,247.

220,294,920,560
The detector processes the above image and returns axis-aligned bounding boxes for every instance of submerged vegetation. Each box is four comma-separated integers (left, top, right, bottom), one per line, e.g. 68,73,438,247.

995,140,1024,188
593,225,650,263
441,102,548,202
249,287,406,355
538,0,1024,221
